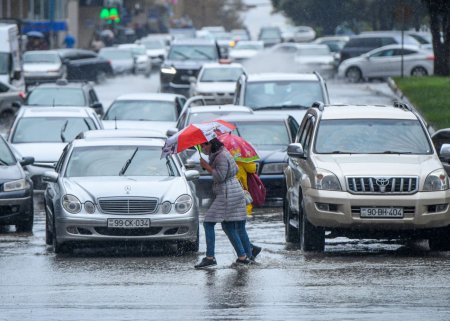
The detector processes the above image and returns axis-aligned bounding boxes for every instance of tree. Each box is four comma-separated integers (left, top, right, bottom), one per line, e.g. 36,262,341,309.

422,0,450,75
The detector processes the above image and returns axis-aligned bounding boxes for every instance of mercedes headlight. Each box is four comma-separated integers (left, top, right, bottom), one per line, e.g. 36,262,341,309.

314,169,341,191
3,179,30,192
160,201,172,214
62,194,82,214
160,66,176,74
261,163,287,174
84,201,96,214
175,195,193,214
424,169,449,191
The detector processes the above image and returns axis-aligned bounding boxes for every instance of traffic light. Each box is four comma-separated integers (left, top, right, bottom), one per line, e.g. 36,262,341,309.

99,7,121,24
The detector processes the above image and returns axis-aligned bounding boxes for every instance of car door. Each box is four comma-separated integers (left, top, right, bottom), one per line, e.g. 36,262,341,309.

366,48,397,77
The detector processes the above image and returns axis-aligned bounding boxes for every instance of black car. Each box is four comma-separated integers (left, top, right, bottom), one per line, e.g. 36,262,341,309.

0,135,34,232
20,80,104,116
159,38,222,97
57,49,113,84
184,113,299,206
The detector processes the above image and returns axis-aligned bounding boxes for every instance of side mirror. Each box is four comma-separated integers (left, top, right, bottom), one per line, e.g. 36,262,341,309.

287,143,305,158
185,169,200,181
20,156,34,166
12,101,21,108
166,128,178,137
91,102,104,115
440,144,450,161
184,161,196,170
42,171,59,183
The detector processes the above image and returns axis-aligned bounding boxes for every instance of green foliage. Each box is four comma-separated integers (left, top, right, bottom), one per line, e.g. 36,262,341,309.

393,76,450,129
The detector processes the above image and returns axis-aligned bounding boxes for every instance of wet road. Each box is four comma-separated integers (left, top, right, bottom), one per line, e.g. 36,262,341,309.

1,76,450,320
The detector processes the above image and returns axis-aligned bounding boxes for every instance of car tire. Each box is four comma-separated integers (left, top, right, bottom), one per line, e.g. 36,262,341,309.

411,66,428,77
429,227,450,251
45,202,53,245
300,200,325,252
177,227,200,254
95,71,107,84
0,109,15,129
346,66,362,83
15,211,34,233
284,198,299,243
52,217,72,254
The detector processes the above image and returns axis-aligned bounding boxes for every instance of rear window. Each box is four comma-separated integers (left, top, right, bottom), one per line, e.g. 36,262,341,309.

27,88,86,106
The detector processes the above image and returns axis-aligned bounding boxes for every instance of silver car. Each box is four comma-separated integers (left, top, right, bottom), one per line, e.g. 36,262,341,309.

43,131,200,254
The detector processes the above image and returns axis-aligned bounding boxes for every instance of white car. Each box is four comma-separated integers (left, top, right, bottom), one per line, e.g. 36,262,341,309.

102,93,186,134
281,26,316,42
23,50,66,88
293,44,337,78
7,106,103,190
189,62,245,104
137,37,167,67
98,48,135,75
118,44,152,77
338,44,434,83
228,41,264,62
43,130,200,254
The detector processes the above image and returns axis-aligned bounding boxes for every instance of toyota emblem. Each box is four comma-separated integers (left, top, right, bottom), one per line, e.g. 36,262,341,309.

376,178,390,192
125,185,131,194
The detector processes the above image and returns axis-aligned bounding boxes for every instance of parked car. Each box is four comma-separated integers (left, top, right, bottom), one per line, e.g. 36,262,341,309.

233,72,330,123
0,80,25,127
228,40,264,62
184,113,298,205
57,48,113,84
159,38,222,96
339,31,421,63
189,62,245,103
338,44,434,82
117,44,152,77
102,93,186,134
281,26,316,42
21,80,104,116
314,35,350,53
284,102,450,252
294,44,337,78
98,47,135,75
0,135,34,232
43,130,200,254
23,50,66,89
7,106,103,190
258,26,283,48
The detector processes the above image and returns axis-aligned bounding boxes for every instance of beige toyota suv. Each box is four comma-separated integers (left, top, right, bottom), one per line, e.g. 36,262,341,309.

284,102,450,252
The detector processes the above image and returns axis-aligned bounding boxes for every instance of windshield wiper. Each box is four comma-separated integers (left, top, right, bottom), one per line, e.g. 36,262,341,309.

119,147,139,176
0,158,8,166
171,50,189,60
380,151,413,154
253,104,309,110
194,49,213,59
60,120,68,142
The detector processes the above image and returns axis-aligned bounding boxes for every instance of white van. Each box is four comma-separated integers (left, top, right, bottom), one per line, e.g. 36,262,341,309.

0,23,23,86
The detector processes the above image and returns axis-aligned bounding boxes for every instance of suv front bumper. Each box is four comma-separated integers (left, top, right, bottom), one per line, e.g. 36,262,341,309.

304,188,450,230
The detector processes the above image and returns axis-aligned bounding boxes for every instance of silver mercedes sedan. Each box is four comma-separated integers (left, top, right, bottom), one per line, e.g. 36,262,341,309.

43,130,200,254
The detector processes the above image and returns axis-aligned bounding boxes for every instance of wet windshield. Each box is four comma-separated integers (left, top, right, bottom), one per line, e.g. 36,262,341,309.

23,52,60,64
315,119,432,154
244,81,323,109
167,45,218,61
65,146,178,177
187,111,250,125
0,53,10,74
11,117,96,143
234,120,290,149
200,67,244,82
99,49,133,60
104,100,177,121
0,137,16,165
26,88,86,106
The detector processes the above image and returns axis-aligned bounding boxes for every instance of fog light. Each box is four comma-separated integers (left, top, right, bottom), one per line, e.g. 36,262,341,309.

178,226,189,234
11,206,19,213
316,203,330,211
436,204,448,212
66,226,78,234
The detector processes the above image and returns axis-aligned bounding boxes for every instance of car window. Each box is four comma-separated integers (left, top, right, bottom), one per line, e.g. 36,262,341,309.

103,100,177,121
187,111,250,126
314,119,432,154
287,117,299,142
23,52,60,64
0,137,16,165
11,117,96,143
371,49,395,58
244,81,324,109
65,146,179,177
234,120,290,150
381,37,396,46
99,49,133,60
0,82,9,93
200,67,243,82
88,89,98,104
167,45,218,61
26,88,86,106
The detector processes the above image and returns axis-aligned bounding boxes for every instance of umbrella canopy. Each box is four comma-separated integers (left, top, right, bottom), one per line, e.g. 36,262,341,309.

161,120,235,158
26,31,44,38
217,132,260,163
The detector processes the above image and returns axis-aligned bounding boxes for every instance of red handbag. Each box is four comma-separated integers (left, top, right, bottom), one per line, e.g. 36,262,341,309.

247,173,266,206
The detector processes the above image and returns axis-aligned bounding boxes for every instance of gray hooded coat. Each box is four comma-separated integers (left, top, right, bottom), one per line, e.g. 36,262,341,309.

205,146,247,223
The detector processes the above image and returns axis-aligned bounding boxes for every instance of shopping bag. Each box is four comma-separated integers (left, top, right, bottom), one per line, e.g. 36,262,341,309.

247,173,266,206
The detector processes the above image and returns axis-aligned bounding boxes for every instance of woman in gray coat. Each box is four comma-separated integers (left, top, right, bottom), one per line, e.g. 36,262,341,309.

194,138,254,269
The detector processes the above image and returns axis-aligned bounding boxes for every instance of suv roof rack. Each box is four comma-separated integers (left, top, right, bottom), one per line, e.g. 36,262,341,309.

311,101,325,111
393,101,413,111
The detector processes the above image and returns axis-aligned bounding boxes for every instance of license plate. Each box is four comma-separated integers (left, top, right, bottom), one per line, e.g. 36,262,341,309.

107,218,150,228
360,207,404,218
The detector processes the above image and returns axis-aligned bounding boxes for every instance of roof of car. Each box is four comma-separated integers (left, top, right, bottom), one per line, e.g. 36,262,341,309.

29,80,91,89
72,137,165,148
318,105,418,120
221,113,291,122
201,62,244,69
246,72,320,82
187,104,253,113
76,129,167,140
171,38,217,45
23,50,59,56
113,93,184,102
18,106,97,118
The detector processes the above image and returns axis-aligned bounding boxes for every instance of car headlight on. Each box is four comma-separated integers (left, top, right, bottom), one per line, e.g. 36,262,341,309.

175,194,193,214
314,168,342,191
261,163,288,174
160,201,172,214
424,169,449,191
84,201,96,214
160,66,176,74
3,179,30,192
62,194,82,214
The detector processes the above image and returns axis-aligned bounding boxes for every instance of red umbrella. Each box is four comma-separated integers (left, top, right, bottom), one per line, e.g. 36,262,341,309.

161,120,235,158
217,132,260,163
